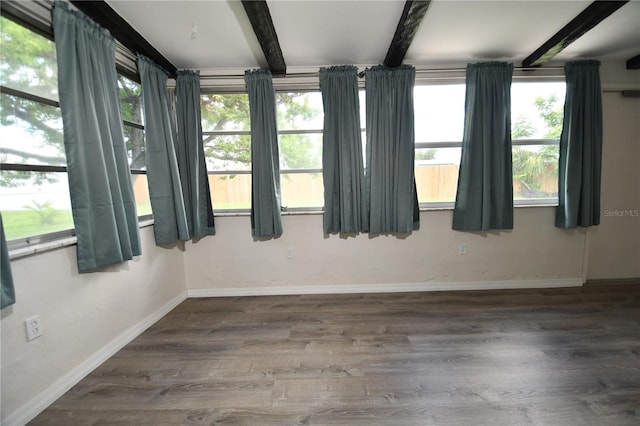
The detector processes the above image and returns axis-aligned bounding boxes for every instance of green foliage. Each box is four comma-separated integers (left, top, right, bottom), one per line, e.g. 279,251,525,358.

511,93,563,197
1,17,146,182
201,92,321,170
1,208,74,241
1,17,66,188
279,134,321,169
23,199,59,225
415,149,436,161
0,169,58,188
511,113,536,139
512,145,559,196
534,94,563,139
0,17,57,98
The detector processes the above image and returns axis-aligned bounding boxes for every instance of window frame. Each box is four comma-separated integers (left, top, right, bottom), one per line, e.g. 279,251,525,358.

1,13,151,251
201,90,327,214
413,78,563,209
202,77,564,214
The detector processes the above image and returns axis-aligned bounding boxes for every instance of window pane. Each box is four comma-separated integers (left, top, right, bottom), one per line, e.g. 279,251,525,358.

124,124,146,170
209,173,251,210
512,82,565,139
201,94,250,132
0,171,73,240
513,144,559,200
279,133,322,170
414,84,465,143
0,17,58,101
203,134,251,171
118,75,143,125
0,93,65,166
131,174,152,216
281,172,323,209
276,92,323,131
415,147,461,204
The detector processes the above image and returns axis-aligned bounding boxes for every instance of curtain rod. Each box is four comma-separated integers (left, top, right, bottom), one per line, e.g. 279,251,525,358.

199,66,565,80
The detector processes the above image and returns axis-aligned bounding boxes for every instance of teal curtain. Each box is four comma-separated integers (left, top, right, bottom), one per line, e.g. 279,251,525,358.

53,1,141,272
556,60,603,228
175,70,215,239
365,65,418,234
1,214,15,309
319,65,368,234
244,69,282,237
453,62,514,231
137,55,189,244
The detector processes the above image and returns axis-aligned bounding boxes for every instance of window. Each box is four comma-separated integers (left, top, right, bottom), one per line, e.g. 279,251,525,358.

413,81,565,207
1,16,150,247
201,93,252,211
0,16,72,243
511,82,565,203
201,91,326,212
118,75,151,216
413,84,465,206
203,81,563,213
276,92,324,209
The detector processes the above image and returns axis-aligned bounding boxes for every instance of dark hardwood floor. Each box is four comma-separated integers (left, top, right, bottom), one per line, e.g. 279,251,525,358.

30,284,640,425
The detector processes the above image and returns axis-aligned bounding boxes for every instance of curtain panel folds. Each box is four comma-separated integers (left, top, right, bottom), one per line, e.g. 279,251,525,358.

453,61,514,231
365,65,419,234
556,60,603,228
137,55,190,244
244,69,283,237
175,70,215,239
319,65,368,234
53,1,141,272
1,214,15,309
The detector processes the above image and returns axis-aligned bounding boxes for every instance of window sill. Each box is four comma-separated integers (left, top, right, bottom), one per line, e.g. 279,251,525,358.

213,203,559,217
8,218,155,261
213,209,325,217
8,204,559,260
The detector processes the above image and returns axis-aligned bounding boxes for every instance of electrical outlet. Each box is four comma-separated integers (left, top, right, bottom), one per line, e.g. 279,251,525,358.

458,243,468,255
25,315,42,341
286,247,294,259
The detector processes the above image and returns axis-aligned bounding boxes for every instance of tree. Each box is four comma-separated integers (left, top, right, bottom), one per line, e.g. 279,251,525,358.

512,113,536,140
1,17,62,187
3,16,321,186
511,94,563,197
118,76,145,170
535,94,563,138
415,149,436,161
1,17,146,183
200,92,321,171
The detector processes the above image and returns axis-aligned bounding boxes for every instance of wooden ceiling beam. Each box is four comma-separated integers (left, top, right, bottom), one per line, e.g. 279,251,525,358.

626,54,640,70
70,1,177,78
522,0,629,68
241,0,286,75
384,0,431,68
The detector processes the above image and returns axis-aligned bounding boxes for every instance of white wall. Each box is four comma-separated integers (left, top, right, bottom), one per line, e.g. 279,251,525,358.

0,226,186,425
184,208,587,294
587,63,640,279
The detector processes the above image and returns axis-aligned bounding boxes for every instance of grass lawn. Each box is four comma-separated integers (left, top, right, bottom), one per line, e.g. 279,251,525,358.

2,209,74,241
3,202,153,242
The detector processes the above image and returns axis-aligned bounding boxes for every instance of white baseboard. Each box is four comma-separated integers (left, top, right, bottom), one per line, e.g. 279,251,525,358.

187,278,584,298
4,291,188,426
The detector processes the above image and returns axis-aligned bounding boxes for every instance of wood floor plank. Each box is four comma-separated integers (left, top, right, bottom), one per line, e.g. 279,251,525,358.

29,285,640,425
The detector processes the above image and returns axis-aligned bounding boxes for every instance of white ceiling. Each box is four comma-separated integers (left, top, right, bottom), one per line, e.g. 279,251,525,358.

106,0,640,72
